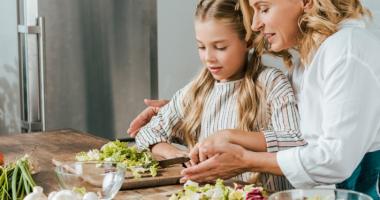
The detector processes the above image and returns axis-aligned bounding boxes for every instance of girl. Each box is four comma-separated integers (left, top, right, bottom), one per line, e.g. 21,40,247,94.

182,0,380,198
135,0,305,191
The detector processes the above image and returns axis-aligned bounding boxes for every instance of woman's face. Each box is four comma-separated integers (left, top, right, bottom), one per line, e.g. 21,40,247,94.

195,19,248,82
249,0,304,52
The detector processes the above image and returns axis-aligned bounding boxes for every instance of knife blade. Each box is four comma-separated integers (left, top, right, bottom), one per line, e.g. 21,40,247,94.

158,156,190,168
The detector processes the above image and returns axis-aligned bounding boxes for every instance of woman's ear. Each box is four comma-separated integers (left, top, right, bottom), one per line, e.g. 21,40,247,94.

246,40,253,49
302,0,313,12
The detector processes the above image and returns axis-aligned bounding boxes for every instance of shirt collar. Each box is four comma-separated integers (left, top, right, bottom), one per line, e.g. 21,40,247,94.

339,18,367,29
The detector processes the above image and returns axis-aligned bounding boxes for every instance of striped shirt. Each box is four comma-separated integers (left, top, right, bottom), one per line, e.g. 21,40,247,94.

136,67,306,191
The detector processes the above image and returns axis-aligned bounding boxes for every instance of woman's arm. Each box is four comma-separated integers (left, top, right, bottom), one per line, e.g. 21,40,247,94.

277,53,380,188
182,141,283,183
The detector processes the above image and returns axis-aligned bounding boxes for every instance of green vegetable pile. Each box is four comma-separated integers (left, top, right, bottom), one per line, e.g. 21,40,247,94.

75,140,158,178
170,179,268,200
0,155,36,200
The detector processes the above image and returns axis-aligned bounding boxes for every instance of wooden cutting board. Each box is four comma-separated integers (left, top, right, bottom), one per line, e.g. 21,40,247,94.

52,155,184,190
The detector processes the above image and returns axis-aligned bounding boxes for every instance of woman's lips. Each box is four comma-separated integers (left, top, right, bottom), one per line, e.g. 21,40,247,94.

265,33,275,43
209,66,223,74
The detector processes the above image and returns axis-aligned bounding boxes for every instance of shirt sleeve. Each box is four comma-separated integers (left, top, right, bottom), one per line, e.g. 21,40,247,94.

135,87,187,150
261,68,306,153
278,55,380,187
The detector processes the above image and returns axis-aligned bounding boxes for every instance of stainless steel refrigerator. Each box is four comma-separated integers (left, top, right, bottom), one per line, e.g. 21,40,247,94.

0,0,157,139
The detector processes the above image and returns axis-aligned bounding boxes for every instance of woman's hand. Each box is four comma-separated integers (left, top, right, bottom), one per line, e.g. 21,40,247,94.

127,99,169,137
181,141,251,183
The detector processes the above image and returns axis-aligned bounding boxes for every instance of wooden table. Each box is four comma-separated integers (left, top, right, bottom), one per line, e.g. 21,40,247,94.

0,129,182,199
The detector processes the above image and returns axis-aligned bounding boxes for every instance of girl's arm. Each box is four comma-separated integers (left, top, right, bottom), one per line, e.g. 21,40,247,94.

190,68,306,158
151,142,188,159
135,87,187,152
261,68,306,152
195,129,267,152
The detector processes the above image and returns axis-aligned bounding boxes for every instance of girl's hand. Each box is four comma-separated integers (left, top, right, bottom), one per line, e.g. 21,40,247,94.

181,142,250,183
127,99,169,137
189,130,232,165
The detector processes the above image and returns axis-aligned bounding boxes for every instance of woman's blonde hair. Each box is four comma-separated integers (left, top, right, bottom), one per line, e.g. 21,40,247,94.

179,0,267,148
239,0,371,65
298,0,371,64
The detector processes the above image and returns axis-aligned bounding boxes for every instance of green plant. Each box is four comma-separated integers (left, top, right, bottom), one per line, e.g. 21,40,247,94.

0,155,36,200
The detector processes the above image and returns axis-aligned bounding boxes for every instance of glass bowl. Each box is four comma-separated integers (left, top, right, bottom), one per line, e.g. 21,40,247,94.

268,189,373,200
55,162,125,200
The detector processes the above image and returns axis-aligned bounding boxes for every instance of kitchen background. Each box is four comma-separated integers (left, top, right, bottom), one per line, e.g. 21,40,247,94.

1,0,379,139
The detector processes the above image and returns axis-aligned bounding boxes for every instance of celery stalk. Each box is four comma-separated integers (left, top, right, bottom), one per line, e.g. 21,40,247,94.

11,164,19,200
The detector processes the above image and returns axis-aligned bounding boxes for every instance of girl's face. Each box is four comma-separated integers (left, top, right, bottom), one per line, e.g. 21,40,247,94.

249,0,304,52
195,19,248,82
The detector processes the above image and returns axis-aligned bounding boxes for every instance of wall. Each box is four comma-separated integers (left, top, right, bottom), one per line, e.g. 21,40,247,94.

157,0,200,99
363,0,380,40
0,0,20,134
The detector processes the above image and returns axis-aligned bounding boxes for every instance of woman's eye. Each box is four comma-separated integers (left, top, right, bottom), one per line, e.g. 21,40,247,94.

260,7,269,14
198,46,205,50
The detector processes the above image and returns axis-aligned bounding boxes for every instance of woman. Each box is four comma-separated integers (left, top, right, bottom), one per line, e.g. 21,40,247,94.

180,0,380,198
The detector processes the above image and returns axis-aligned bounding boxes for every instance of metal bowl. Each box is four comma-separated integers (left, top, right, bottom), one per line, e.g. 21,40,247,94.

268,189,373,200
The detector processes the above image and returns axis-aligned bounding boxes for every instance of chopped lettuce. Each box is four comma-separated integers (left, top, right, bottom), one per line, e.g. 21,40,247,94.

75,140,158,178
170,179,268,200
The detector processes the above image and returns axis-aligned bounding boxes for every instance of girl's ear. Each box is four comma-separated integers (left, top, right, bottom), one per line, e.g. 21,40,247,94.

302,0,313,12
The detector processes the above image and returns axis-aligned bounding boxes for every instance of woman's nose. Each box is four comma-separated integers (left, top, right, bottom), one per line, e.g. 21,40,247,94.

251,14,263,32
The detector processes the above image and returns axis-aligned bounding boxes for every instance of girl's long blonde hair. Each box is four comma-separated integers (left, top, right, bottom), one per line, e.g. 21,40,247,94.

179,0,266,148
239,0,371,66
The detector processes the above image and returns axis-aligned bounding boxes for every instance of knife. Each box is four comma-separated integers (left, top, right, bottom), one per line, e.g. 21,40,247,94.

158,156,190,168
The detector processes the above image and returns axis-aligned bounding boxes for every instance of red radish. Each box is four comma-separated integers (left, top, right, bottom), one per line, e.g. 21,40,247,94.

0,152,4,165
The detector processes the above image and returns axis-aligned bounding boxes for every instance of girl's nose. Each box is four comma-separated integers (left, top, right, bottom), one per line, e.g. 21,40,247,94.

205,49,216,62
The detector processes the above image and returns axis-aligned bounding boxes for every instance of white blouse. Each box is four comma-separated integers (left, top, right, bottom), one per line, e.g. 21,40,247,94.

277,19,380,188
